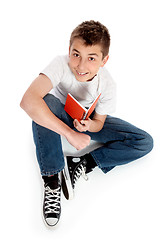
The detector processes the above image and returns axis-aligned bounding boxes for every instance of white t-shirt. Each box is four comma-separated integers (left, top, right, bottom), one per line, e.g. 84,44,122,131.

41,55,116,115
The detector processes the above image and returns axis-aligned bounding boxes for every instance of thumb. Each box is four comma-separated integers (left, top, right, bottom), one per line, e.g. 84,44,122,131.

80,120,86,125
74,119,78,126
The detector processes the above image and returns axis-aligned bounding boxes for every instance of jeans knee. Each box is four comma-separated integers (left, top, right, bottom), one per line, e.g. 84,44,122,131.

43,93,64,116
43,93,57,106
143,131,154,154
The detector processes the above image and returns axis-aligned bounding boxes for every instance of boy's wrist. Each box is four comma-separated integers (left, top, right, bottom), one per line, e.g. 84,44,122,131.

63,128,75,139
88,119,104,132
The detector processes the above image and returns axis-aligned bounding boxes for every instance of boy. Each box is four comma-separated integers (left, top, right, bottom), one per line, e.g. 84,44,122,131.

20,20,153,227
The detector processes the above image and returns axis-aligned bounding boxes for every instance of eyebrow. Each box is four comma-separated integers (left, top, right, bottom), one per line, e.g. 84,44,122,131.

72,48,99,57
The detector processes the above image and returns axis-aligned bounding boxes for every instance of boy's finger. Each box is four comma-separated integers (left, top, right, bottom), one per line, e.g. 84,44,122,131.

80,120,86,126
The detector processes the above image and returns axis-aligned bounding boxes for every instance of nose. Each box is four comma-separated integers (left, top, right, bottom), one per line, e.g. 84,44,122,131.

77,58,86,71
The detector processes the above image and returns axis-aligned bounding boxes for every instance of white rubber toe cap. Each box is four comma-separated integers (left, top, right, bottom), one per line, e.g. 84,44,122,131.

46,217,58,226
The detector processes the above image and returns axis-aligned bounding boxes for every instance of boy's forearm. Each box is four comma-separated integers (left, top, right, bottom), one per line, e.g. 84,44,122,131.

88,119,104,132
20,96,72,138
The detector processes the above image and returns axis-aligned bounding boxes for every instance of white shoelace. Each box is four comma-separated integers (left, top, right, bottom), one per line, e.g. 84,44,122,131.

73,164,88,188
44,186,61,214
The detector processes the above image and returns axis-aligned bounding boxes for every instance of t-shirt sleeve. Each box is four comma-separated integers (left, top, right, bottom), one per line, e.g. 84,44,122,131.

40,56,64,88
95,72,117,115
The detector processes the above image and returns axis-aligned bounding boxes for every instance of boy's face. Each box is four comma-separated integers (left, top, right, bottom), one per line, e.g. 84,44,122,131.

68,38,109,82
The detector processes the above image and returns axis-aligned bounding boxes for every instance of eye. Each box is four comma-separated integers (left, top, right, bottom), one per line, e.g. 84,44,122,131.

73,53,80,58
89,57,95,61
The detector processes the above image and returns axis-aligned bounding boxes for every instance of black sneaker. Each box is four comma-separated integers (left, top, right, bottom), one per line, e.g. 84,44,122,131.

62,156,88,200
43,175,61,227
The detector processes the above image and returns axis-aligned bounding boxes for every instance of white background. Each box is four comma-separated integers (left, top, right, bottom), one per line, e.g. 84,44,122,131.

1,0,160,239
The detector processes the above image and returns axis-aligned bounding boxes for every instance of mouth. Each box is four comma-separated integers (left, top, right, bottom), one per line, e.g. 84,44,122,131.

76,70,88,76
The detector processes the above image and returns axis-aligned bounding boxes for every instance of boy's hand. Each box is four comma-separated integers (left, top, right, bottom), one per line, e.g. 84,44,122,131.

66,130,91,150
73,119,92,132
73,113,107,133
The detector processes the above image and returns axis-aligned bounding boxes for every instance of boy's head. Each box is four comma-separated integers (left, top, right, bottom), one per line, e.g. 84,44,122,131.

70,20,110,59
68,20,110,82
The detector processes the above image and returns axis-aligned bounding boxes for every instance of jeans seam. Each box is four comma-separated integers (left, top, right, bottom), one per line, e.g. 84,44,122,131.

35,124,65,175
91,151,115,174
41,165,64,176
90,152,102,170
35,123,45,173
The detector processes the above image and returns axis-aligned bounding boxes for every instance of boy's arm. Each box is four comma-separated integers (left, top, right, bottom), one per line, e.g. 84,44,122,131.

20,74,90,150
73,112,107,132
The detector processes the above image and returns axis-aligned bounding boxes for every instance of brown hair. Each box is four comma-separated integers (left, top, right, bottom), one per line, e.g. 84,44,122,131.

70,20,111,58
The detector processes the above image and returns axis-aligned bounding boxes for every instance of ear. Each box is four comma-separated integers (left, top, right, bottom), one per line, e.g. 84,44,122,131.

101,55,109,67
69,46,71,57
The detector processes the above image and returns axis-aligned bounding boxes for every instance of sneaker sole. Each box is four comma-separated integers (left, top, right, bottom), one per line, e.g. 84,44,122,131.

62,156,74,200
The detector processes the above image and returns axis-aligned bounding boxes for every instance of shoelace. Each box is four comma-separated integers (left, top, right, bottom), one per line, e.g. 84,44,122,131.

44,186,61,214
73,163,88,188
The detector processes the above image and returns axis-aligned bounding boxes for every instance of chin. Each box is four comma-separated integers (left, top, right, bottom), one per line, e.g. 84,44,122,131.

76,78,87,82
76,75,91,82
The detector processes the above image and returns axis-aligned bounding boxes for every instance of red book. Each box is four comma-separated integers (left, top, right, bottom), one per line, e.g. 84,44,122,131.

64,93,101,121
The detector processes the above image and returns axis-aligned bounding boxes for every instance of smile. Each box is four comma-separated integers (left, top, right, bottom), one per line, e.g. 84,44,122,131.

76,70,88,76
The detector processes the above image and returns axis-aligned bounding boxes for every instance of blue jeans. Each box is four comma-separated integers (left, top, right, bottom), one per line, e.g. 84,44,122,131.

32,94,153,176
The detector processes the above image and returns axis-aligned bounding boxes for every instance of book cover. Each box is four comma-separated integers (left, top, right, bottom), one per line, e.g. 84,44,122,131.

64,93,101,121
